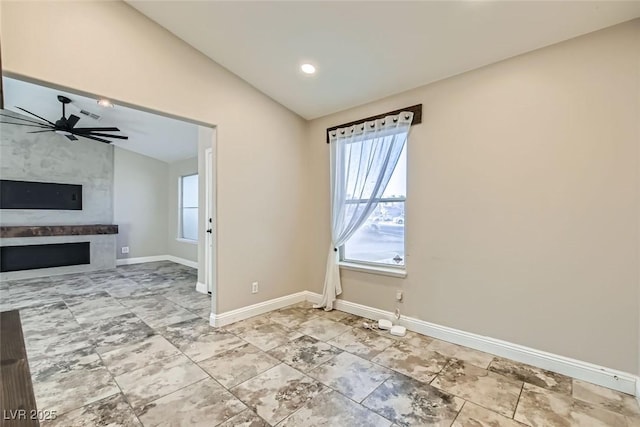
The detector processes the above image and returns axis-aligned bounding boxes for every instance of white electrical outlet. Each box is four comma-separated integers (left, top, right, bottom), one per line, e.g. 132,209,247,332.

396,290,403,301
121,246,129,254
252,282,259,294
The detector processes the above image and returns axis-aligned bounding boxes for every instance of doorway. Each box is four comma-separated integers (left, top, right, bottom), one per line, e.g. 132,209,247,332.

2,74,218,322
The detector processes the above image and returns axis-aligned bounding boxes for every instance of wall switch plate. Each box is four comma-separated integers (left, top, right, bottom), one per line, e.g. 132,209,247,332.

396,290,403,301
252,282,259,294
121,246,129,254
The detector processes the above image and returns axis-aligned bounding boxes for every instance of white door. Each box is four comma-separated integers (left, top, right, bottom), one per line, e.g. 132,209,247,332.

204,147,215,293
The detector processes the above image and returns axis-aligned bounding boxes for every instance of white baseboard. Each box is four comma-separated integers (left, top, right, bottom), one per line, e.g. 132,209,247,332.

304,291,639,396
165,255,198,269
116,255,167,266
116,254,198,269
210,291,308,328
195,282,208,294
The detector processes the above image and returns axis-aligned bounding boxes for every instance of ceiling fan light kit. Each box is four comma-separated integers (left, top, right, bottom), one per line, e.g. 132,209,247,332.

0,95,128,144
97,99,114,108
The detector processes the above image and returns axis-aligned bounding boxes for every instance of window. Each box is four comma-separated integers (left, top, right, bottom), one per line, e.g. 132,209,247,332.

179,174,198,241
341,142,407,267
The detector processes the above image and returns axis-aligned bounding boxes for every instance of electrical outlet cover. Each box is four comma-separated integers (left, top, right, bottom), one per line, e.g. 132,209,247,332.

378,319,393,330
390,325,407,337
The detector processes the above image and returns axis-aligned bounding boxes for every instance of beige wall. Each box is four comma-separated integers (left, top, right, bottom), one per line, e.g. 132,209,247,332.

637,20,640,379
0,1,309,313
114,147,169,260
167,156,198,263
306,20,640,373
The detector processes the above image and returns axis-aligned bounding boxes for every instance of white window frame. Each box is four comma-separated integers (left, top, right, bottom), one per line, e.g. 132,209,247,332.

178,173,198,243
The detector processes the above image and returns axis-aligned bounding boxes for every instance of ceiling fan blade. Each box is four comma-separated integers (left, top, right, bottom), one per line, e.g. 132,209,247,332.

77,134,112,144
72,127,120,132
83,132,128,140
0,121,52,129
67,114,80,128
66,134,78,141
27,130,55,134
0,113,48,126
15,107,56,126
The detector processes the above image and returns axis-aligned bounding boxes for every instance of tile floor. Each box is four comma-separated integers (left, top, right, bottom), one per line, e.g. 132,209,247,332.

2,261,639,426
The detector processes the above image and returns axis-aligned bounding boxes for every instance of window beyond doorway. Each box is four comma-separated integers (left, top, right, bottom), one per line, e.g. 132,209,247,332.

179,174,198,242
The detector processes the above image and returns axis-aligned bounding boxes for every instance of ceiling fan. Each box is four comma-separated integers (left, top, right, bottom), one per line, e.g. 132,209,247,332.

0,95,128,144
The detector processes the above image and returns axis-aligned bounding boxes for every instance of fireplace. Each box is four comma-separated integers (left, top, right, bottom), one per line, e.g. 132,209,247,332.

1,120,116,280
0,225,117,278
0,242,90,272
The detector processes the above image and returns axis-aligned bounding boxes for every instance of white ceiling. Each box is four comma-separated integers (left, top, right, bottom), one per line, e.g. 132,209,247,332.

127,1,640,120
2,77,199,163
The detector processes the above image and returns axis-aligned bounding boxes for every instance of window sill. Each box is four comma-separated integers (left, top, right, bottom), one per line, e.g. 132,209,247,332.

339,262,406,278
176,238,198,245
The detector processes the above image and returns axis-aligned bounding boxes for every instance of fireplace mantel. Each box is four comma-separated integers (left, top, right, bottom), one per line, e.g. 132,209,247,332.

0,225,118,238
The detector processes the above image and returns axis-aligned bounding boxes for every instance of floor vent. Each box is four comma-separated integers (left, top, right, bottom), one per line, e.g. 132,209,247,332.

79,109,101,121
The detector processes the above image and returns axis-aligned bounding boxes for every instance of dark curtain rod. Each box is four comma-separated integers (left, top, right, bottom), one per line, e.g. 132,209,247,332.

326,104,422,143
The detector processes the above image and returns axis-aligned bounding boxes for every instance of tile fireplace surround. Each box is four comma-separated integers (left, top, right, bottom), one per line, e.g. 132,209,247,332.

0,225,118,281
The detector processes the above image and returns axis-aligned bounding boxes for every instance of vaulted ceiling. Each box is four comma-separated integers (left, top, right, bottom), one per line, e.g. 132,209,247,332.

127,1,640,119
3,77,199,163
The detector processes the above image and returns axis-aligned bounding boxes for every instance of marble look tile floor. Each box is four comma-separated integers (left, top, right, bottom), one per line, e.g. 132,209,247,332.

1,260,639,426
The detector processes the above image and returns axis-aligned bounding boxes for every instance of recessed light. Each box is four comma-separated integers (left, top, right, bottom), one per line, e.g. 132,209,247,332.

97,99,114,108
300,63,316,74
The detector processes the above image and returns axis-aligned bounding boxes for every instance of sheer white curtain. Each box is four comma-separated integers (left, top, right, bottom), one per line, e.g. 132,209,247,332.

315,111,413,310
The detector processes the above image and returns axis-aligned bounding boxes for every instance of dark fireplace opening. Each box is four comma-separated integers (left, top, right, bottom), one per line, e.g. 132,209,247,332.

0,242,90,272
